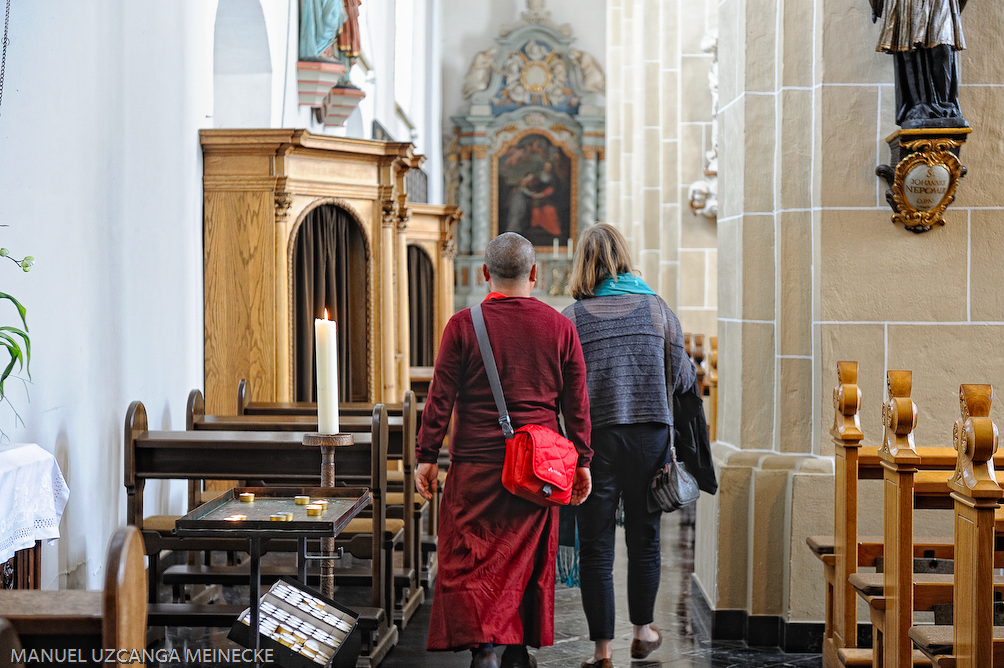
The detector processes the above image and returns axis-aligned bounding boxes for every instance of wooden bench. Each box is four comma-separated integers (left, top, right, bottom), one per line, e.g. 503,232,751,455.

858,376,1004,668
185,388,428,629
905,384,1004,668
125,401,399,667
815,364,958,667
814,366,1004,668
0,526,147,666
234,379,443,574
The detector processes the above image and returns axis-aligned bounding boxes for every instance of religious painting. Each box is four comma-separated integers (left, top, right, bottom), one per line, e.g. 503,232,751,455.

493,131,577,249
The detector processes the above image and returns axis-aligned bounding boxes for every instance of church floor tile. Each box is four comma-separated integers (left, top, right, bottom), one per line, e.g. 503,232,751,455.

153,512,822,667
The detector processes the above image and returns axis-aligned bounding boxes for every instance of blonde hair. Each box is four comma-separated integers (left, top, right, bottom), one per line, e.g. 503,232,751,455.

568,223,633,300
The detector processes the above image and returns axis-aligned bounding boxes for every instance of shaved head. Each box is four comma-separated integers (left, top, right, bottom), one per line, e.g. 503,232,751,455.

484,232,536,282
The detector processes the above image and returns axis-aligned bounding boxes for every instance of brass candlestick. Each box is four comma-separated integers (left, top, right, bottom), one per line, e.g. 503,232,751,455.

303,432,354,597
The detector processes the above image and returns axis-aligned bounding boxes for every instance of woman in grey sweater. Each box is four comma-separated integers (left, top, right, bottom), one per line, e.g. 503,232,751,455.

562,224,695,668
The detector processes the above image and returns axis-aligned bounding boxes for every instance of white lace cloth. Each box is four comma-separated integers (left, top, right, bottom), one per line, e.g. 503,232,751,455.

0,443,70,563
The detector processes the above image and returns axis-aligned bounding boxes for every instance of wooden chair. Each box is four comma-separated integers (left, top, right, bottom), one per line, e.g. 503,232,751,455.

0,526,147,667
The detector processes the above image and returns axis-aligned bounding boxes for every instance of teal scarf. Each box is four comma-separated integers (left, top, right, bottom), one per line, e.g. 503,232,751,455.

592,272,656,297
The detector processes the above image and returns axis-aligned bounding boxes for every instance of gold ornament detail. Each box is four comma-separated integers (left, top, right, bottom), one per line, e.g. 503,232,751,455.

890,138,964,232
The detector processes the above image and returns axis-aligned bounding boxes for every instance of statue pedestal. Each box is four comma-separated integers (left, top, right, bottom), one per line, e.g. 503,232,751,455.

296,61,347,108
320,86,366,127
877,127,971,233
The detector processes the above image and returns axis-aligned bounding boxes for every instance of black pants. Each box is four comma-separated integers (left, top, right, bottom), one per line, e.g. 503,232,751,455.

578,423,670,640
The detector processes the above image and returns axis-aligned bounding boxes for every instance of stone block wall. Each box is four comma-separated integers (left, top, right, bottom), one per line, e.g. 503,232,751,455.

696,0,1004,646
606,0,718,337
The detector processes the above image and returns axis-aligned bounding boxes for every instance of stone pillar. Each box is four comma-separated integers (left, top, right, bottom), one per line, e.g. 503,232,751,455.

471,145,491,253
606,0,622,232
596,148,607,223
580,147,598,232
380,207,398,402
439,213,458,346
606,0,681,310
458,147,473,255
396,215,411,402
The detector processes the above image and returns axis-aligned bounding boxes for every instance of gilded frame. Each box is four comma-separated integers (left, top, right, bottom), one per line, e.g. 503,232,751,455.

890,138,964,232
490,128,579,251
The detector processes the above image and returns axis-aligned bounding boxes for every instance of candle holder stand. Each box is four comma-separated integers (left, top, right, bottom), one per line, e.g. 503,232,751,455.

303,432,355,597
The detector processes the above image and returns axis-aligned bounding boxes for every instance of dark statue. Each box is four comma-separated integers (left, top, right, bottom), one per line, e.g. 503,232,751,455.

871,0,970,128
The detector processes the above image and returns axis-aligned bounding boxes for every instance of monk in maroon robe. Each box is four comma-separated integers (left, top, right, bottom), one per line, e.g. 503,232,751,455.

416,232,593,668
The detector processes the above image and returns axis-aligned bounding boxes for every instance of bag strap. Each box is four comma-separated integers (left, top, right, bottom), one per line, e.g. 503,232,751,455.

470,303,515,439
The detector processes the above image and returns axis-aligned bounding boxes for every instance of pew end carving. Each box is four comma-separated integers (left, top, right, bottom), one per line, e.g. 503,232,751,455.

880,370,921,464
826,361,866,664
946,384,1003,668
831,361,863,443
949,384,1000,499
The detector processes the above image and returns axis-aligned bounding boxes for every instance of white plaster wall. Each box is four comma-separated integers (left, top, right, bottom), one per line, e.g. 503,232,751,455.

0,1,215,589
0,0,446,589
440,0,606,132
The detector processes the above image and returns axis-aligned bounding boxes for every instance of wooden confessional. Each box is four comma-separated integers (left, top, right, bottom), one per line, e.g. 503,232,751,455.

201,129,459,414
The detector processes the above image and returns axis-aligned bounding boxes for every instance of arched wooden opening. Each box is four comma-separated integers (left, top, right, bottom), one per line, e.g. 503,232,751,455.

407,245,435,368
291,204,370,402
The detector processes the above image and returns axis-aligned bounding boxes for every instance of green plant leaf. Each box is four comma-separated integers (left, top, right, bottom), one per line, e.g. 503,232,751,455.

0,326,30,376
0,349,17,398
0,292,27,331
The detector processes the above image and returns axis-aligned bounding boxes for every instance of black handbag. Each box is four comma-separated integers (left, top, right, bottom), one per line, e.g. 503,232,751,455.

647,443,701,513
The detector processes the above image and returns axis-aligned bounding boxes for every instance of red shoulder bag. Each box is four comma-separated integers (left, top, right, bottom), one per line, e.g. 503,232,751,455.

471,303,578,507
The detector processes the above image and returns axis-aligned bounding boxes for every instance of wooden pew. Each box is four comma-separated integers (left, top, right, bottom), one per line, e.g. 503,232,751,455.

235,379,426,418
408,366,433,402
908,385,1004,668
0,619,23,668
815,368,1004,668
125,401,399,667
236,378,442,566
0,526,147,667
813,364,961,667
185,389,428,629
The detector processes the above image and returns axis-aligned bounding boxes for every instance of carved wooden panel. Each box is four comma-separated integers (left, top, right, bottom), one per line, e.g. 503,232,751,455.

204,190,275,415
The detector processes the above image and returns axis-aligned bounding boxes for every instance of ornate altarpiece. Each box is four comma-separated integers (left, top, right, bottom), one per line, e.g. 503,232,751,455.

446,0,606,309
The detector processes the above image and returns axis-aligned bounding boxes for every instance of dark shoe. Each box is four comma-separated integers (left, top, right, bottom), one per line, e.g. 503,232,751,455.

580,660,613,668
630,627,662,659
500,645,536,668
471,647,499,668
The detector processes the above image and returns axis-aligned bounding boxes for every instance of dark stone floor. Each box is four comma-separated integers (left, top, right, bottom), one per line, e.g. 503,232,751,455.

379,512,822,668
159,511,822,667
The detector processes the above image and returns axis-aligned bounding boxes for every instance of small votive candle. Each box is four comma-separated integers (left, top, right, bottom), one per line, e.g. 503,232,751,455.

315,499,328,511
306,504,323,516
285,512,294,521
226,514,247,522
270,514,286,521
239,492,254,503
295,496,311,505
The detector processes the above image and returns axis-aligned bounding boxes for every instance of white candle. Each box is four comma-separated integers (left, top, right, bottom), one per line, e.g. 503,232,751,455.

553,238,560,255
567,237,574,258
315,312,339,435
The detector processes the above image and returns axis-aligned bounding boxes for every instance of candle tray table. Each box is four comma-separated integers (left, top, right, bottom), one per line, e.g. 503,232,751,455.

230,576,361,668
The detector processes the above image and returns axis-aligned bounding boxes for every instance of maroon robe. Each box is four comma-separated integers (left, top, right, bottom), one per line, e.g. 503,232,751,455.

417,294,591,650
